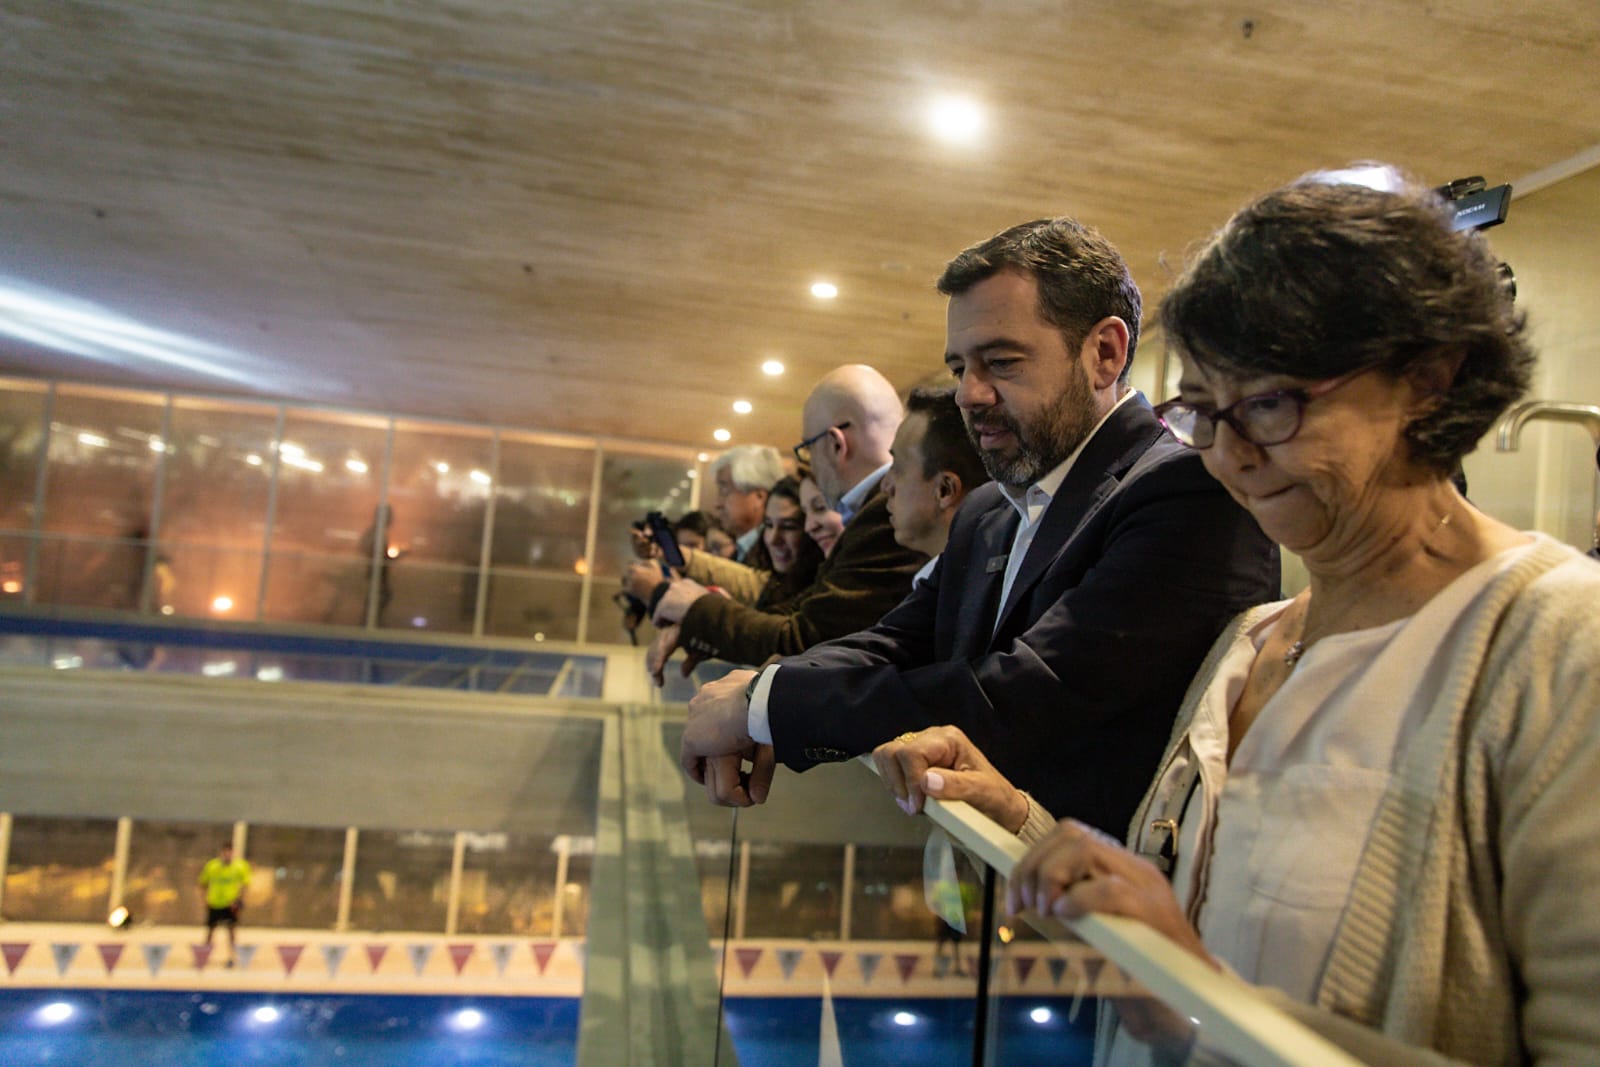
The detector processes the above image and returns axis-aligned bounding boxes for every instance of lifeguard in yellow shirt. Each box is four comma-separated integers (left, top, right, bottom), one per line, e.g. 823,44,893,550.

198,842,251,967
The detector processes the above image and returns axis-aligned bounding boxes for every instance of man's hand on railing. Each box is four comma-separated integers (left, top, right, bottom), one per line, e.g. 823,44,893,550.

871,726,1029,834
680,668,774,807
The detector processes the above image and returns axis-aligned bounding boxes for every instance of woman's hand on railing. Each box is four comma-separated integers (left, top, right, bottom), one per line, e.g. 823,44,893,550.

871,725,1029,833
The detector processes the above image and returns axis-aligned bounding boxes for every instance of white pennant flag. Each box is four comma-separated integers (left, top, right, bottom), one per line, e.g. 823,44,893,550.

141,943,171,977
50,943,79,977
321,944,348,977
407,943,435,976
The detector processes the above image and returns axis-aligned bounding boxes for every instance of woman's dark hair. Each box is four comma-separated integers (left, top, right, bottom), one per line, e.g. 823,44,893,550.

1159,168,1533,473
672,510,720,539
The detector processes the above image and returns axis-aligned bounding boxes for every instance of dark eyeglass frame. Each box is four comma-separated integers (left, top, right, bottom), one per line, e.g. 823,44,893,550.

1153,366,1375,449
792,421,851,464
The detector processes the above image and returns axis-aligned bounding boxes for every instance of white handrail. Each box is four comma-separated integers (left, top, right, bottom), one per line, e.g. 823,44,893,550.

859,757,1366,1067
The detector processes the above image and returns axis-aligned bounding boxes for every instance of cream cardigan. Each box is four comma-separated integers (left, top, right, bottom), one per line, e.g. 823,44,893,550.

1102,536,1600,1065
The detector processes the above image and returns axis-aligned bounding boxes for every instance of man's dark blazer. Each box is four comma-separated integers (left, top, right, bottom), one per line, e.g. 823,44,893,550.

678,486,926,667
766,396,1280,837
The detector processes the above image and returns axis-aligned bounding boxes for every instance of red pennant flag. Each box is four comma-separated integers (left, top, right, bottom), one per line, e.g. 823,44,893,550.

531,942,557,975
818,950,843,977
1083,958,1105,987
734,947,763,978
365,944,389,973
893,953,919,984
190,944,213,971
99,943,127,974
277,944,305,977
447,944,474,975
2,943,29,976
1013,955,1036,984
1046,957,1068,986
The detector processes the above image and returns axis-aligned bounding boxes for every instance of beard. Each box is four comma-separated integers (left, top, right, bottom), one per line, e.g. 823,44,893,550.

965,363,1097,489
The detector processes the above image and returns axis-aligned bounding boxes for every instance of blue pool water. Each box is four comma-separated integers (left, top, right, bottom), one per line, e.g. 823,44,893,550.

0,989,1095,1065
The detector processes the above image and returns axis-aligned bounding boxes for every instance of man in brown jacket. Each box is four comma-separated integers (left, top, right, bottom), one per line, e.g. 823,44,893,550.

647,364,926,678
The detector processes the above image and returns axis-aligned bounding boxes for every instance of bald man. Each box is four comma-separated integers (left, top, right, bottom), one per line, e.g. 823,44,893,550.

648,364,926,673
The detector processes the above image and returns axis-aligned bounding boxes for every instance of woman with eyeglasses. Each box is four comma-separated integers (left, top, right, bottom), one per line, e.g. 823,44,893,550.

875,169,1600,1064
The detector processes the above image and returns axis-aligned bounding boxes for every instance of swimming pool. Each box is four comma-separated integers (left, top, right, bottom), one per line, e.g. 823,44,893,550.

0,988,1095,1065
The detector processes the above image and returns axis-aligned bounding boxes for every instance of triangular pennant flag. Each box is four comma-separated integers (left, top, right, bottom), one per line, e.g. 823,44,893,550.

776,948,803,981
893,953,919,984
1,943,28,976
489,943,515,977
190,944,212,971
818,950,843,978
320,944,348,977
1046,957,1068,986
100,943,128,974
734,947,763,979
365,944,389,973
1013,955,1036,984
531,942,557,975
817,971,843,1067
447,944,474,975
277,944,305,977
569,941,586,967
235,944,258,971
50,943,79,977
857,952,881,985
1083,957,1105,988
141,943,171,977
406,943,434,976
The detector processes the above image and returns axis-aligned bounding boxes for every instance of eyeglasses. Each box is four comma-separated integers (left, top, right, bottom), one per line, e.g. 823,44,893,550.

1153,366,1374,450
793,421,850,464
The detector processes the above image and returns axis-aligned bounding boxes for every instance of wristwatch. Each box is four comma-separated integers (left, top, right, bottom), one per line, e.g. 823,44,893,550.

742,667,765,707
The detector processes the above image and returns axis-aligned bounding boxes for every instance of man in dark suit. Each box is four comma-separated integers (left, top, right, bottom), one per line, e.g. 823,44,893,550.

646,364,926,674
678,217,1279,839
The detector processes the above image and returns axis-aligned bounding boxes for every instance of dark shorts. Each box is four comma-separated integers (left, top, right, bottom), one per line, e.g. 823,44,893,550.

206,906,238,929
936,918,964,944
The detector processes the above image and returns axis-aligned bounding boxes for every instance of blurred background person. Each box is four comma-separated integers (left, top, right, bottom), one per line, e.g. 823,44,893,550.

710,445,785,566
799,473,845,559
884,383,990,582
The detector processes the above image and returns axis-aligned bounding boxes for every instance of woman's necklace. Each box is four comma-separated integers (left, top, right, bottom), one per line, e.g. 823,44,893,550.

1283,507,1455,670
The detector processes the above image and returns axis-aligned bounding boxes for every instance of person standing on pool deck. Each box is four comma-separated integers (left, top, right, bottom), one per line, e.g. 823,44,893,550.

199,841,251,967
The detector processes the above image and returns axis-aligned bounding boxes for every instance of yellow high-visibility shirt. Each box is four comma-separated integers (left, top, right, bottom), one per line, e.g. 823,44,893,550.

199,858,252,909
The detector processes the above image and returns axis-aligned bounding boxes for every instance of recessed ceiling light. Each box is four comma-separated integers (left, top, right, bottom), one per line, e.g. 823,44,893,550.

928,94,984,144
761,360,784,377
696,452,710,462
732,400,752,415
810,281,838,300
712,428,732,443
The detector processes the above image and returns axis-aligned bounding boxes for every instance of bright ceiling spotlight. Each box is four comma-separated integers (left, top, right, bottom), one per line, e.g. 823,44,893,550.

469,469,492,486
211,595,234,613
448,1007,486,1032
810,281,838,300
434,461,450,474
107,906,132,929
696,452,710,462
892,1010,918,1027
37,1002,75,1025
1030,1006,1053,1025
345,457,369,474
252,1005,281,1024
712,428,732,443
761,360,784,377
732,399,753,415
928,94,984,144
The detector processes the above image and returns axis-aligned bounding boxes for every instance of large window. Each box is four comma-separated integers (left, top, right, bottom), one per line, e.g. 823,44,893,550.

155,397,280,621
2,816,118,923
245,825,345,930
0,379,47,604
36,386,165,610
484,436,593,641
348,829,453,933
848,844,931,940
455,832,562,936
261,409,390,626
742,843,844,940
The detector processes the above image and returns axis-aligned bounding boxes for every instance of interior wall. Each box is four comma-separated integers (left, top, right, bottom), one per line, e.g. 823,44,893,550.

1464,164,1600,550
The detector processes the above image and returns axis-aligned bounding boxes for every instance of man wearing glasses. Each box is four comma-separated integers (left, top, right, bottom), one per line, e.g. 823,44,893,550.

649,364,926,673
679,217,1279,840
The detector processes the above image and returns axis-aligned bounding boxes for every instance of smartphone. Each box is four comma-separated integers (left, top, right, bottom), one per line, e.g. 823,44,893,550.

644,511,686,569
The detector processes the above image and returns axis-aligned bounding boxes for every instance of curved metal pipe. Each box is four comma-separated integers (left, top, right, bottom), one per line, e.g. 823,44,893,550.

1494,400,1600,452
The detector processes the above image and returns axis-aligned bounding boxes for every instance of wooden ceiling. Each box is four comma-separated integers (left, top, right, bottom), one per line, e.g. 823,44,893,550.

2,0,1597,449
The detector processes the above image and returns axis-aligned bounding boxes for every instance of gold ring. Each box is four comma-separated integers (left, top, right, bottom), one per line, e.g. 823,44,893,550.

897,731,919,743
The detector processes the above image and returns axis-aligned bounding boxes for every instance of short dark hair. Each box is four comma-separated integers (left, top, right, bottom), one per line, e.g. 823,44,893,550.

672,510,716,538
937,217,1143,382
905,385,989,492
1159,170,1533,473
